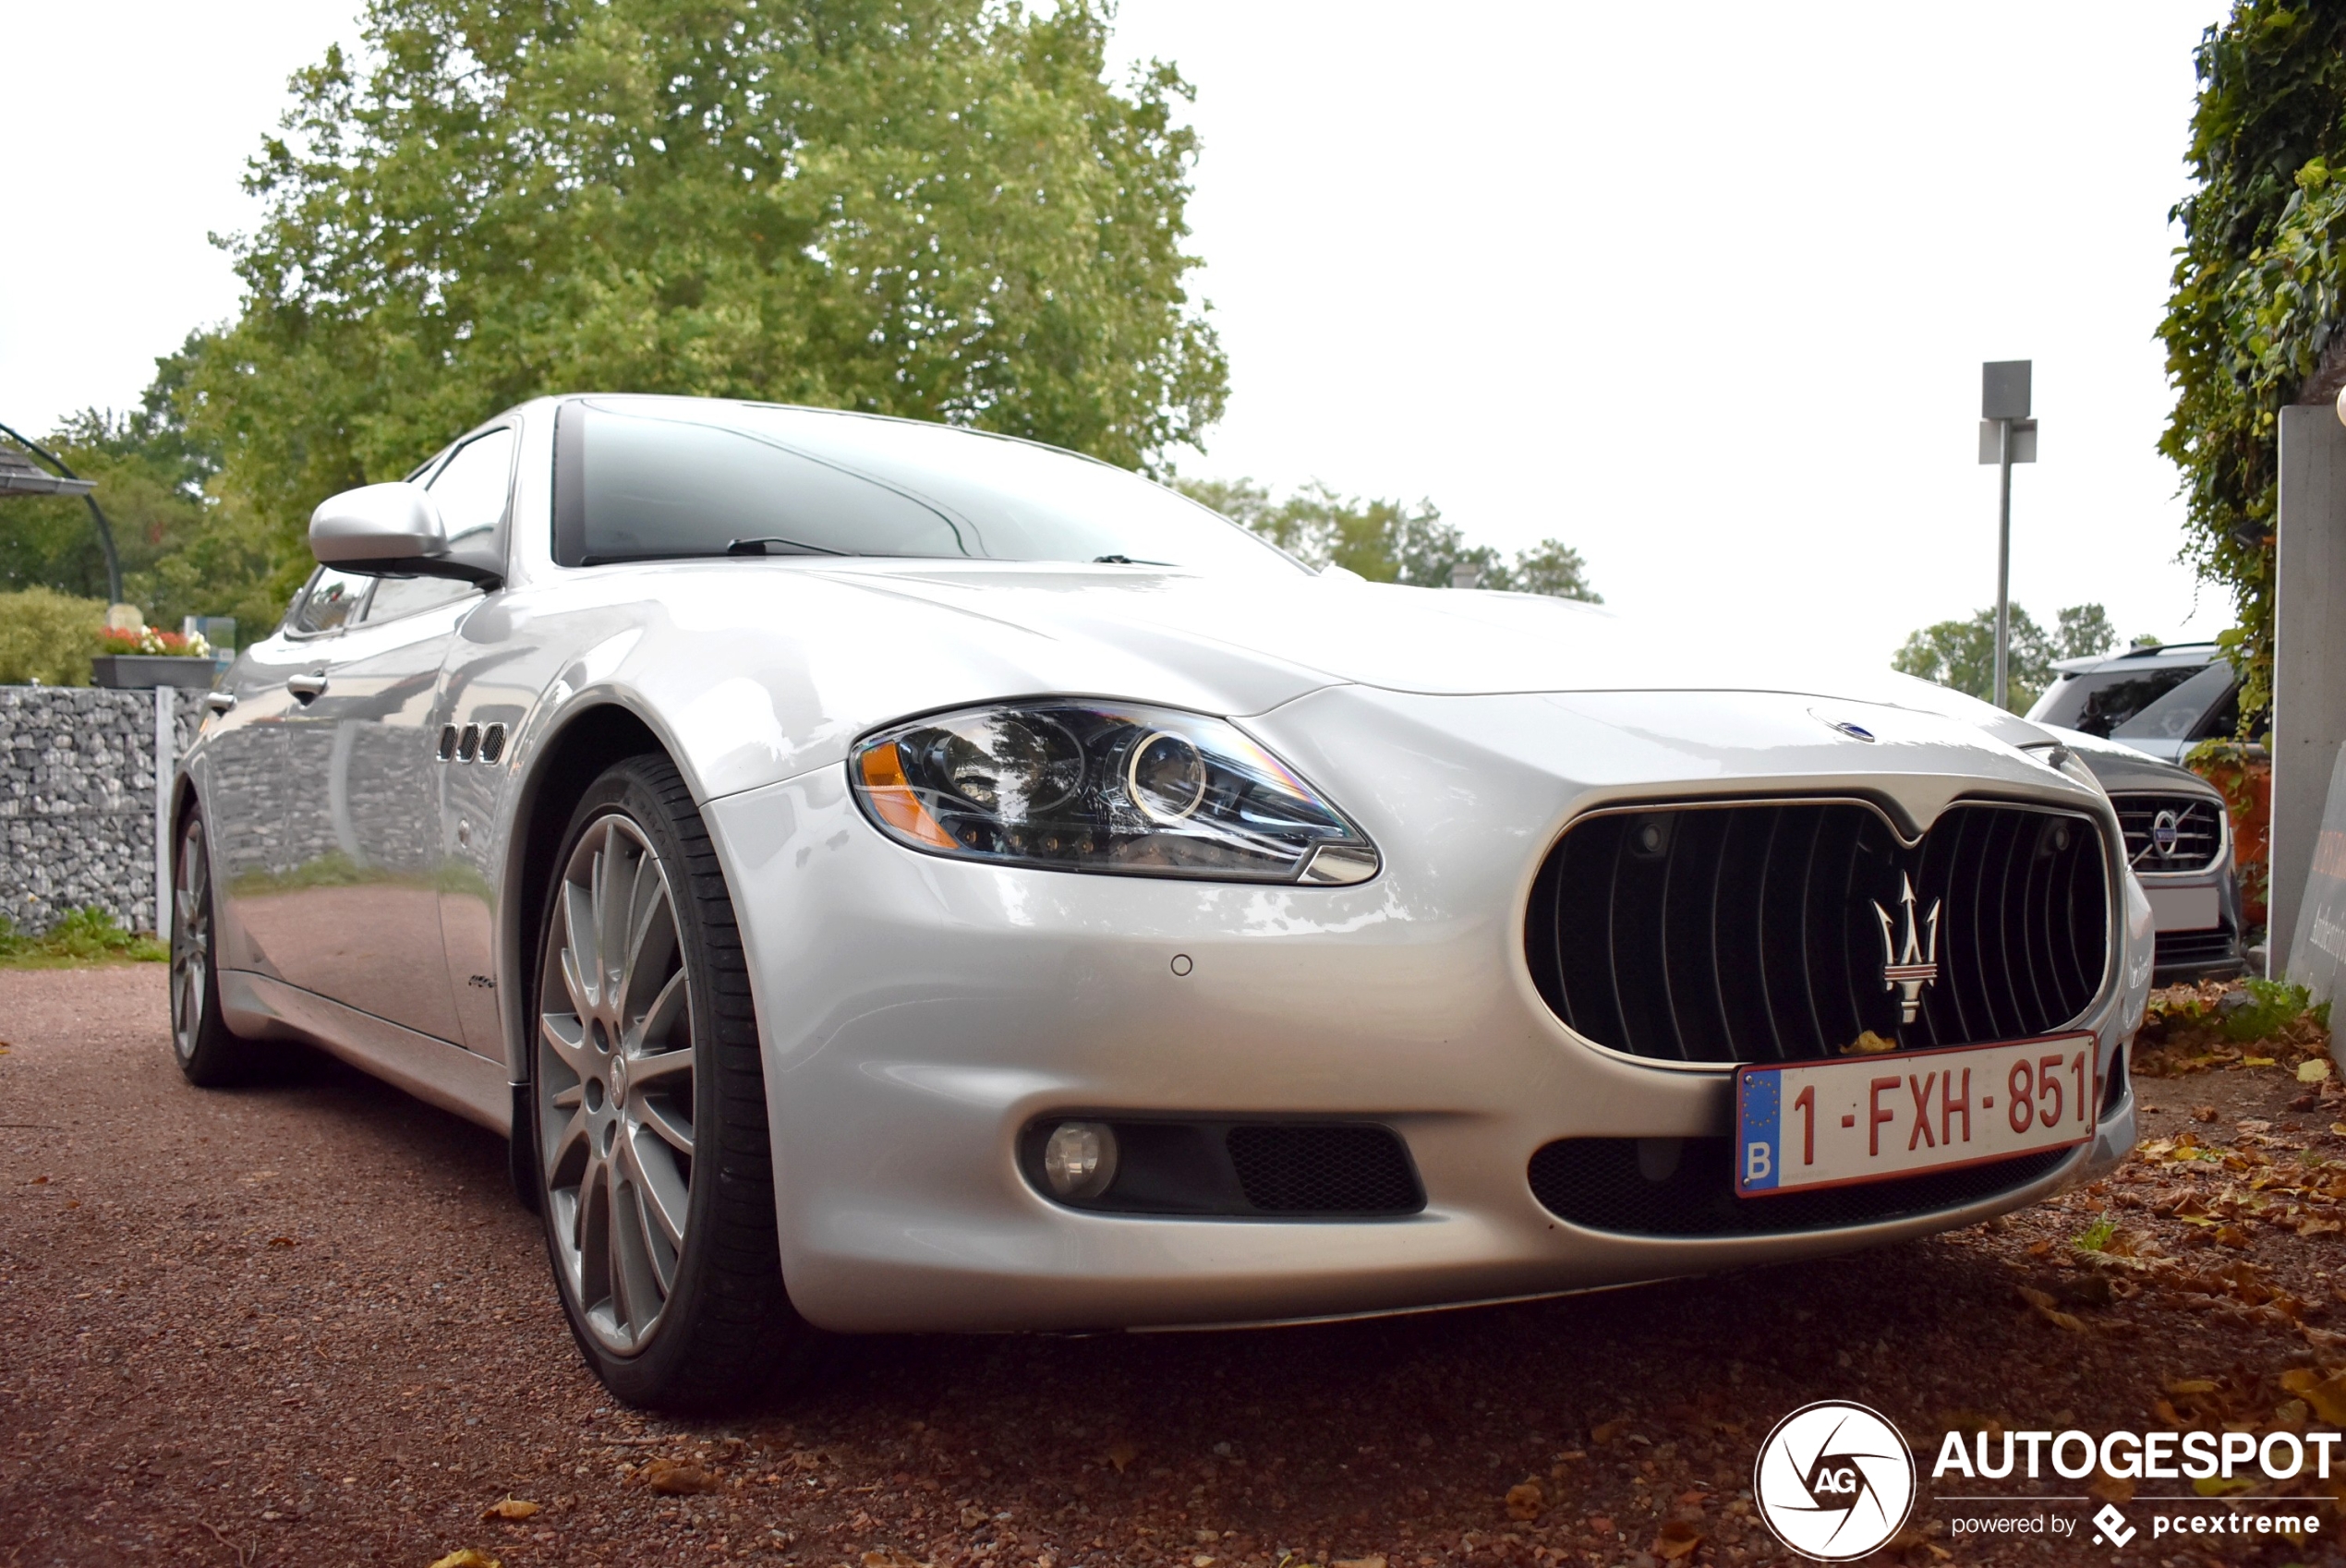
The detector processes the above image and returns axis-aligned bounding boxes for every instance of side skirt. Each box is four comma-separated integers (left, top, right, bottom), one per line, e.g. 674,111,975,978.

218,969,514,1135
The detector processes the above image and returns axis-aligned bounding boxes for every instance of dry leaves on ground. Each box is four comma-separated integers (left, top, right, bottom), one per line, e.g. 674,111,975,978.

1503,1480,1543,1521
426,1551,501,1568
638,1457,721,1495
480,1497,539,1521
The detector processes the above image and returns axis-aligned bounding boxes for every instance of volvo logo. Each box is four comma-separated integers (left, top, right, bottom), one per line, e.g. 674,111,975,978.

2151,809,2182,858
1871,874,1941,1024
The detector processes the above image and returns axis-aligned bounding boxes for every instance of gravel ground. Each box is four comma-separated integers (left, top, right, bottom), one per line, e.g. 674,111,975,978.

3,966,2343,1568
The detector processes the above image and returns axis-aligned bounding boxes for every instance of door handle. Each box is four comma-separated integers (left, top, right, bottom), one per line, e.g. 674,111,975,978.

286,673,329,703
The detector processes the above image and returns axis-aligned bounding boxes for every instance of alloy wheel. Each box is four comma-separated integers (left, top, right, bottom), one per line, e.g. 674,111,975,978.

537,814,697,1354
170,820,211,1062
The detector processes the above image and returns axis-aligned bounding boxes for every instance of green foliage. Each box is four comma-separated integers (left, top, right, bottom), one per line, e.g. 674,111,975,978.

2072,1214,2120,1254
1176,476,1601,600
2159,2,2346,731
0,587,107,685
5,338,286,638
185,0,1227,574
2222,977,2330,1041
0,907,168,967
1889,601,2116,712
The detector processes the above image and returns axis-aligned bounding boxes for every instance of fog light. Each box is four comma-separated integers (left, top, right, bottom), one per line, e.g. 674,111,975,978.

1042,1121,1118,1200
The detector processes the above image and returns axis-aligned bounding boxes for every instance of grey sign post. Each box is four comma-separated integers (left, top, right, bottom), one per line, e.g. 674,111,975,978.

1978,361,2038,711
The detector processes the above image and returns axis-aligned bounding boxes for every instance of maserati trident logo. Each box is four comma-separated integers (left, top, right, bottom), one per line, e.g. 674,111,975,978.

1872,874,1942,1024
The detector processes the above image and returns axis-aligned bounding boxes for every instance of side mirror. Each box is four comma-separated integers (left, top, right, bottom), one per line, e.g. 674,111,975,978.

308,482,501,586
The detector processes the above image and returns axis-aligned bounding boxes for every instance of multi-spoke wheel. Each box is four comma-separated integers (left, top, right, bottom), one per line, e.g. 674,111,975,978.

539,813,697,1352
171,806,260,1086
528,754,812,1409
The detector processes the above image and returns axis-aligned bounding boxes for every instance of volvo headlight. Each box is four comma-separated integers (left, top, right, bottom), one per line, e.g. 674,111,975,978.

850,700,1380,884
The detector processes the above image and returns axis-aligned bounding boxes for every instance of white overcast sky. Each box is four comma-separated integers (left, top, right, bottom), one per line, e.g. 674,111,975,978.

2,2,2229,681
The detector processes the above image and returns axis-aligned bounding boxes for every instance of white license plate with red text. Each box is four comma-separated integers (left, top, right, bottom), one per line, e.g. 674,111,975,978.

1735,1034,2097,1197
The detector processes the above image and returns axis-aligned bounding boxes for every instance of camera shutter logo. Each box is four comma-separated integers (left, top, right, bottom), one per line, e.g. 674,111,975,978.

1752,1401,1915,1561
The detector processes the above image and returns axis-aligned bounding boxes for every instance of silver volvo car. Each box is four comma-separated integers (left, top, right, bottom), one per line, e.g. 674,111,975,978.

169,395,2155,1409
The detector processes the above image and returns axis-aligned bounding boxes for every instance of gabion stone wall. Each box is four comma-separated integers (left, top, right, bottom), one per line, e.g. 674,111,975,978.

0,687,200,936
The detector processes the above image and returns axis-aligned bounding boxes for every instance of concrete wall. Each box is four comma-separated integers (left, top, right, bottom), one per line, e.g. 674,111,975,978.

0,686,200,936
2275,405,2346,970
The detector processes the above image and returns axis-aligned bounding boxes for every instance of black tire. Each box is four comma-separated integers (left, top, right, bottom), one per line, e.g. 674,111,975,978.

526,754,816,1410
170,805,265,1087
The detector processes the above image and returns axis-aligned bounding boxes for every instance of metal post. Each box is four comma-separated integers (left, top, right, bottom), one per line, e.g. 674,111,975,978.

152,685,174,936
1994,418,2013,712
1978,360,2036,714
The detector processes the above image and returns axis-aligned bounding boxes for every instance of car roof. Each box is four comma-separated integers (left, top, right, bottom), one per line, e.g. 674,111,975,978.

2048,641,2227,678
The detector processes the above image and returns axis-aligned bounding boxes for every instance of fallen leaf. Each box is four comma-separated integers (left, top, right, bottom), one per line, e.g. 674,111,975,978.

2165,1378,2219,1395
1191,1558,1214,1568
2195,1475,2256,1496
2017,1285,2087,1333
1331,1559,1387,1568
267,1236,296,1248
1654,1520,1703,1561
2302,1218,2342,1236
863,1552,927,1568
1586,1515,1616,1534
639,1459,720,1495
2215,1224,2255,1248
2193,1106,2219,1124
1844,1031,1898,1055
1590,1419,1629,1446
2244,1056,2279,1068
481,1498,539,1521
2302,1059,2334,1083
960,1506,988,1529
1505,1481,1543,1521
2333,1123,2346,1138
428,1553,502,1568
2279,1368,2346,1424
1106,1441,1136,1474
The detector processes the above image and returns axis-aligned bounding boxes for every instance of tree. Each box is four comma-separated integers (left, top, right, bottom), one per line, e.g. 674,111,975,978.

1891,601,2117,713
186,0,1227,575
2,336,284,637
2158,2,2346,730
1177,476,1602,601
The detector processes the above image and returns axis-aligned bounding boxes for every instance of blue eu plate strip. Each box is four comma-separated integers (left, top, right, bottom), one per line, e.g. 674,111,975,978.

1737,1069,1781,1193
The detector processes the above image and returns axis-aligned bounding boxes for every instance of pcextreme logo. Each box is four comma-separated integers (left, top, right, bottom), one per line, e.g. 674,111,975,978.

1752,1401,1917,1562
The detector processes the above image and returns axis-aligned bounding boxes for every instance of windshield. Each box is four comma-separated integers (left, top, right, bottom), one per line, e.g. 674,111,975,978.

2028,664,2206,737
552,397,1302,577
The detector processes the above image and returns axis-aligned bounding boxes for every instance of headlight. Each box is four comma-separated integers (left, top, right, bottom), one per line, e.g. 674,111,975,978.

851,700,1380,884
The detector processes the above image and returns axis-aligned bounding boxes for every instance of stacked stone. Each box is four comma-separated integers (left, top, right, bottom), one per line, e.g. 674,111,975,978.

0,687,170,936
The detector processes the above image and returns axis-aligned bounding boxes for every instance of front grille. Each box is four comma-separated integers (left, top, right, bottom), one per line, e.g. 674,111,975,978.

2113,793,2223,873
1527,1137,2071,1236
1525,801,2110,1064
2155,926,2242,974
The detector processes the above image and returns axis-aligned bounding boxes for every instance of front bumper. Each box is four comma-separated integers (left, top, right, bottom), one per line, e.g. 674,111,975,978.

705,686,2151,1333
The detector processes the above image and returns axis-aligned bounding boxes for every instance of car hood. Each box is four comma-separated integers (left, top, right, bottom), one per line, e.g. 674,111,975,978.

813,560,2050,739
521,558,2060,802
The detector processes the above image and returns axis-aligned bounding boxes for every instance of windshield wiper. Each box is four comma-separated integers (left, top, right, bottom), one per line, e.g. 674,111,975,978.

1092,553,1175,566
727,535,847,557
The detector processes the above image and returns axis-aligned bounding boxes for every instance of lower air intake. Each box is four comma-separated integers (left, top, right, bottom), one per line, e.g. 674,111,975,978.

1527,1137,2071,1237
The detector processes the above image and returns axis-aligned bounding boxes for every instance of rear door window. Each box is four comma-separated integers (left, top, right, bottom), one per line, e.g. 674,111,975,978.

2031,666,2203,737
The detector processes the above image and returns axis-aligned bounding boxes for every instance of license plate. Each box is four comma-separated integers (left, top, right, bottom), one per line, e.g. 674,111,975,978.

1735,1033,2097,1197
2147,886,2219,932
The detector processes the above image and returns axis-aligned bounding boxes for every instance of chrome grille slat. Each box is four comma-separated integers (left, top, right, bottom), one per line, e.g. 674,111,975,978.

2111,792,2223,874
1524,801,2110,1065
